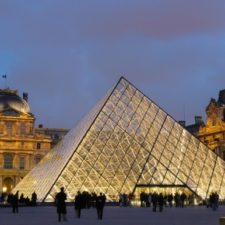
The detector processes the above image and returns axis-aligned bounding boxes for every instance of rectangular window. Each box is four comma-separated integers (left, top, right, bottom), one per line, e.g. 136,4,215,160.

19,157,25,170
21,123,26,134
37,143,41,149
4,154,13,169
6,122,13,135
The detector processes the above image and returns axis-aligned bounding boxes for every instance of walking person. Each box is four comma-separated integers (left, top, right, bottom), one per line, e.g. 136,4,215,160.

151,192,158,212
55,187,67,222
11,191,19,213
96,193,106,220
168,194,173,207
158,193,164,212
180,192,187,208
74,191,83,218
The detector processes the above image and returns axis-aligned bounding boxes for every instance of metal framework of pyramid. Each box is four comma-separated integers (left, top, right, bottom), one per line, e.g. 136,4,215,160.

13,77,225,202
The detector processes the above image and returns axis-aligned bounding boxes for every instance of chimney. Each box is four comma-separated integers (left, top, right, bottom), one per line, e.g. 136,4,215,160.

195,116,203,125
178,120,186,127
38,124,43,128
23,92,28,102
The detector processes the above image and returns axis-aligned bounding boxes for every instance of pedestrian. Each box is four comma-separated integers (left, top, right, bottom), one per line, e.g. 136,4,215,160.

31,191,37,206
158,193,164,212
168,194,173,207
210,192,219,211
11,191,19,213
55,187,67,222
74,191,83,218
96,193,106,220
19,193,25,204
151,192,158,212
180,193,187,208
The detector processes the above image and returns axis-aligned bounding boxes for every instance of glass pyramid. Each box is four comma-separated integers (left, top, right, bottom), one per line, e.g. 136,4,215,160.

13,77,225,202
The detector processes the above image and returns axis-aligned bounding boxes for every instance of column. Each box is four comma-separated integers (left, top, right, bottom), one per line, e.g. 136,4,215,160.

0,153,3,168
14,153,19,169
0,176,2,193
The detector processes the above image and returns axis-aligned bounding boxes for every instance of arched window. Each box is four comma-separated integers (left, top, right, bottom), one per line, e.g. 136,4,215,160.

4,154,13,169
3,177,13,193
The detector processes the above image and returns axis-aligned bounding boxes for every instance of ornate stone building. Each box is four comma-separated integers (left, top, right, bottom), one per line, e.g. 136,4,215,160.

197,90,225,159
0,89,52,194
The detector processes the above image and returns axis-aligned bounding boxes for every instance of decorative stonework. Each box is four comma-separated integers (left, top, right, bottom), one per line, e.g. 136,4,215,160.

0,89,52,193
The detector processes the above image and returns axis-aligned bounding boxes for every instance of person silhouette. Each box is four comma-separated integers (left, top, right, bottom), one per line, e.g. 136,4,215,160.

55,187,67,222
74,191,83,218
31,191,37,206
96,193,106,220
11,191,19,213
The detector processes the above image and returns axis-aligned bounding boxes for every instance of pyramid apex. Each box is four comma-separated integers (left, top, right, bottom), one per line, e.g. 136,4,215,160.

119,76,127,82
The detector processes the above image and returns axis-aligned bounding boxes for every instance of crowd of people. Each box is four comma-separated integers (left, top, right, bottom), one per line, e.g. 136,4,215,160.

0,189,221,222
140,192,189,209
0,191,37,213
208,192,219,210
138,191,222,212
119,193,135,207
139,192,189,212
55,187,106,222
0,188,107,222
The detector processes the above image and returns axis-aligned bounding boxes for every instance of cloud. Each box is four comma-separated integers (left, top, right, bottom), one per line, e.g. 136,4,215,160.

1,0,225,50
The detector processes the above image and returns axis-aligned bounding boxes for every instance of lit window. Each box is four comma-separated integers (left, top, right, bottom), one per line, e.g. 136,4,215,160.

4,154,13,169
19,157,25,170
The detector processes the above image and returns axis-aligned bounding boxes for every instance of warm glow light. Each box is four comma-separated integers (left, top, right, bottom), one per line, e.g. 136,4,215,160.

2,187,7,193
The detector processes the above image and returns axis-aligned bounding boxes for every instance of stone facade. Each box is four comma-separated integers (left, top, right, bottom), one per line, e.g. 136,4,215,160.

0,89,52,193
198,90,225,160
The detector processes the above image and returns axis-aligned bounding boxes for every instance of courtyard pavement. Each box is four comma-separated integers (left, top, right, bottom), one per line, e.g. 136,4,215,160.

1,205,225,225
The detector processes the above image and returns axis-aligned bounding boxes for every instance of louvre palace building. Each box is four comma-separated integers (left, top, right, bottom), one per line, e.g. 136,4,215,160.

0,89,69,194
12,77,225,203
198,90,225,160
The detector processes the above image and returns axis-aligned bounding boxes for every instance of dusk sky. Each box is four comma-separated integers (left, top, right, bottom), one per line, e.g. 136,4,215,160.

1,0,225,129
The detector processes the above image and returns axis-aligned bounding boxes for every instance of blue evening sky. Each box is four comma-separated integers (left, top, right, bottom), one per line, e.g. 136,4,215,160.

0,0,225,128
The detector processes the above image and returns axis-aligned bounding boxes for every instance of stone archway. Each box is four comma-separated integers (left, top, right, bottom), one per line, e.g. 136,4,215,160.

3,177,14,193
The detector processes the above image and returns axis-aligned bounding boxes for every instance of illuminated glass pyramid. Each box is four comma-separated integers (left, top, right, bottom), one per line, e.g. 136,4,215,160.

13,77,225,202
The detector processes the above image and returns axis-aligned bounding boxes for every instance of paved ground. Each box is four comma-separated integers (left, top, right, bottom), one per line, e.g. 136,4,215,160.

1,205,225,225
